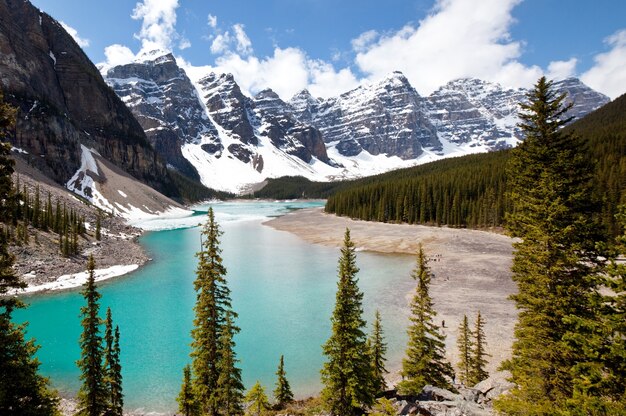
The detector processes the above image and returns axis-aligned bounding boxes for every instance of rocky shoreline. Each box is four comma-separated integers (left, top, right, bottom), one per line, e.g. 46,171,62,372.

9,171,150,295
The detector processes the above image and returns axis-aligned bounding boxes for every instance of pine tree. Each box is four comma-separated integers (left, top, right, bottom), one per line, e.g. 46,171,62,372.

177,364,198,416
273,355,293,409
0,103,59,413
496,77,605,414
215,313,244,416
457,315,473,386
320,228,374,415
369,310,388,395
77,255,107,416
103,308,123,416
469,311,489,386
398,244,454,395
189,207,238,415
245,381,269,416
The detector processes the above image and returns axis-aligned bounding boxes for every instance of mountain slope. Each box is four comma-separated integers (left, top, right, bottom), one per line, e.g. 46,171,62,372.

0,0,216,207
104,51,609,194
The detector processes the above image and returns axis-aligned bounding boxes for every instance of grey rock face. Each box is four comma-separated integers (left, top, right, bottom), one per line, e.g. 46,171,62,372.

553,77,610,122
424,77,609,149
290,72,441,160
106,53,218,180
0,0,173,195
253,89,330,164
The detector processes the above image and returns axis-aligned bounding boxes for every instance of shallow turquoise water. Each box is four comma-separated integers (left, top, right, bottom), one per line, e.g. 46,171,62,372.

14,201,416,413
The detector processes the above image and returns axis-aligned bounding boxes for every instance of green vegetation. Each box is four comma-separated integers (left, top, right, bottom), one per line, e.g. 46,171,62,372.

273,355,293,409
0,88,59,415
320,228,374,415
245,381,270,416
186,208,244,416
456,315,472,386
77,255,108,416
103,308,123,416
322,92,626,238
494,77,612,414
368,310,388,395
470,311,489,386
398,244,454,394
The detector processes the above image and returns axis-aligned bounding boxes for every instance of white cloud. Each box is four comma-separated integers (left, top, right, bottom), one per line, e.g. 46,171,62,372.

179,38,191,50
101,44,136,71
353,0,545,94
211,32,232,54
60,21,90,48
351,30,378,53
233,24,253,56
131,0,180,53
207,14,218,29
181,45,359,100
581,29,626,99
546,58,578,81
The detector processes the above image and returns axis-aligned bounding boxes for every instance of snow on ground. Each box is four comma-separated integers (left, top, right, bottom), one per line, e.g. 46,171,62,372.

125,206,195,230
65,145,193,224
14,264,139,294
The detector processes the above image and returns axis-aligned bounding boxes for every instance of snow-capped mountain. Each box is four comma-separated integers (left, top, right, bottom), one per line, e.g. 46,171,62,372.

104,52,610,194
290,71,441,159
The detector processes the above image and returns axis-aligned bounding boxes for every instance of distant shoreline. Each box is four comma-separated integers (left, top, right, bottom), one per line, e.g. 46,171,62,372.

264,207,518,375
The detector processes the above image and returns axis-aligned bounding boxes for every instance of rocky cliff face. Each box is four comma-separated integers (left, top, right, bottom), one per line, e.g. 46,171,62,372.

290,72,441,159
0,0,175,195
106,52,217,180
104,51,609,193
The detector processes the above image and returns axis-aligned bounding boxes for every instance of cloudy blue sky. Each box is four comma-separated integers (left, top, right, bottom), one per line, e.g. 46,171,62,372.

31,0,626,100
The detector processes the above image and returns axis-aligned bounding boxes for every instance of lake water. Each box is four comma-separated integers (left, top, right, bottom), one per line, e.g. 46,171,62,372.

14,201,417,414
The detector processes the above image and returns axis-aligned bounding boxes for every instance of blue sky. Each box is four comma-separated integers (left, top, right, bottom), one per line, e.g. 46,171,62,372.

31,0,626,100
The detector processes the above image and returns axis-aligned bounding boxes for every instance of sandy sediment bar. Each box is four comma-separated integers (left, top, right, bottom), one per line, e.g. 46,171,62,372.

265,207,518,375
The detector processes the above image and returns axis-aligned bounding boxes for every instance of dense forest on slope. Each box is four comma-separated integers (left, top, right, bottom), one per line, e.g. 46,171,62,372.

315,93,626,234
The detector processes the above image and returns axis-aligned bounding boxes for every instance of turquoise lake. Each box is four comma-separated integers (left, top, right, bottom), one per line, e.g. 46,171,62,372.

14,201,417,414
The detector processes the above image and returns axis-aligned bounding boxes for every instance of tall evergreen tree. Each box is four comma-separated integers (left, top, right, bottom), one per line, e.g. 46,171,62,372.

245,381,269,416
77,255,107,416
215,313,244,416
398,244,454,395
189,207,238,415
273,355,293,409
369,310,388,395
177,364,198,416
0,93,58,414
320,228,374,415
469,311,489,386
496,77,604,414
457,315,473,386
103,308,123,416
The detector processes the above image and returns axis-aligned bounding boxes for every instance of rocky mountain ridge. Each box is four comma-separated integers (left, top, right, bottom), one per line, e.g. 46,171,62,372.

105,52,609,193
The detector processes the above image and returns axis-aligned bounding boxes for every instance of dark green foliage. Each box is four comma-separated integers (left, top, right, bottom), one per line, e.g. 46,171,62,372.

398,244,454,395
168,169,233,203
457,315,472,386
189,208,241,416
77,255,108,416
321,228,374,415
325,151,509,228
245,381,269,416
495,77,604,414
273,355,293,409
215,314,244,416
0,316,60,416
0,104,58,414
369,310,387,395
103,308,123,416
469,311,489,386
324,93,626,237
177,364,198,416
252,176,344,200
